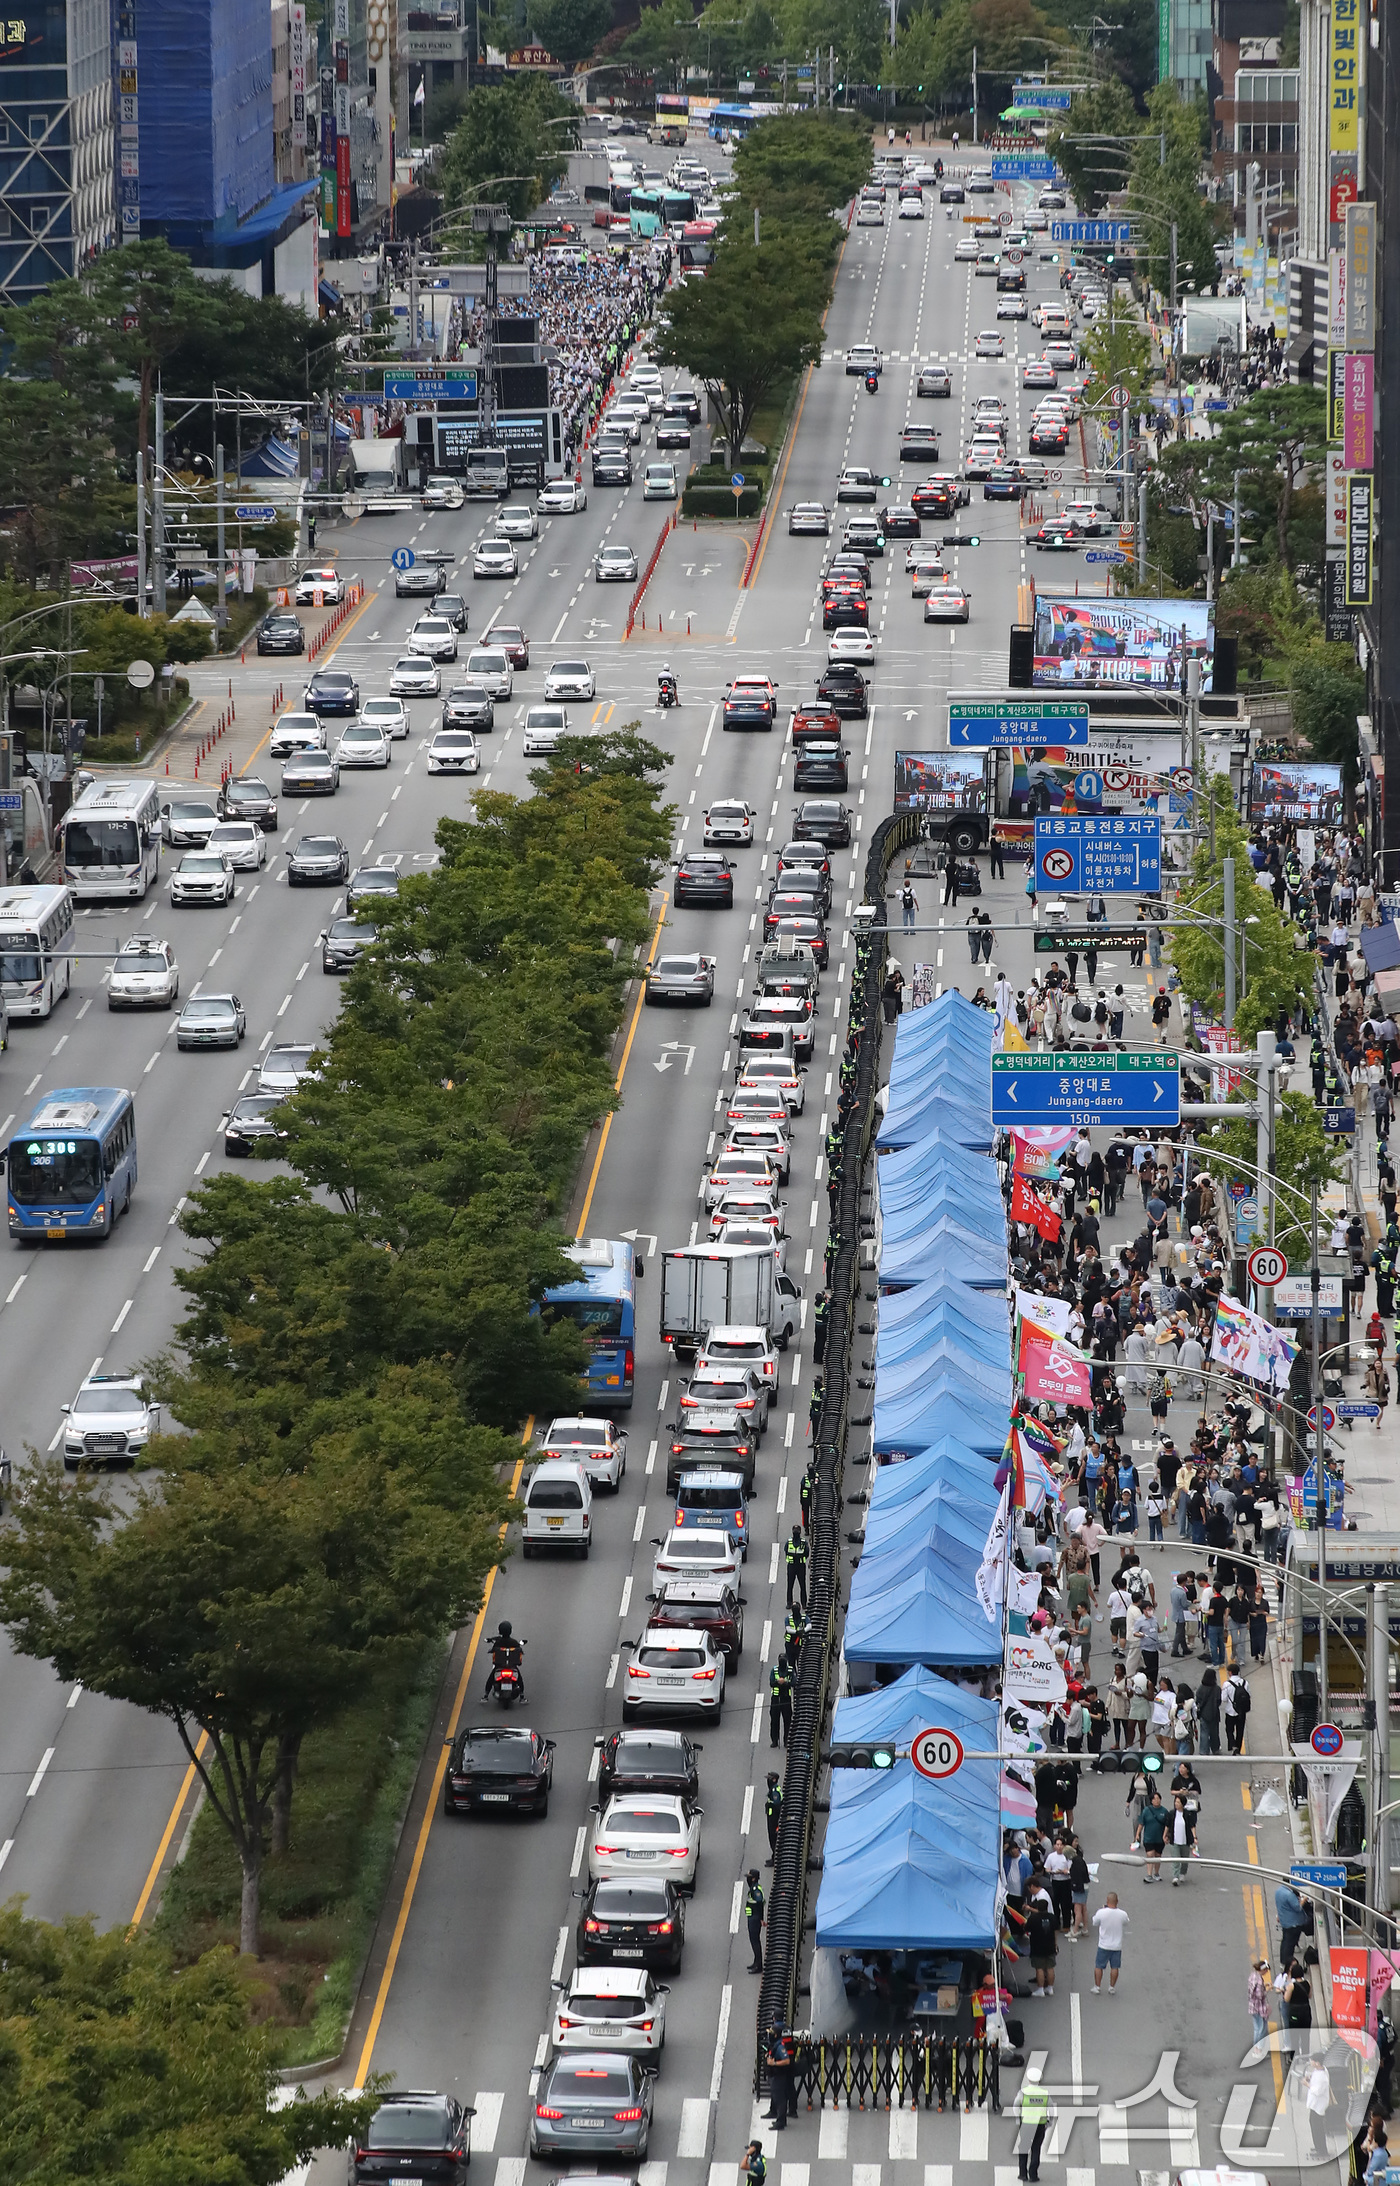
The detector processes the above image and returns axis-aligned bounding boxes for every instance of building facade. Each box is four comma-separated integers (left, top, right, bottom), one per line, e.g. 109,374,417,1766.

0,0,115,304
1161,0,1214,100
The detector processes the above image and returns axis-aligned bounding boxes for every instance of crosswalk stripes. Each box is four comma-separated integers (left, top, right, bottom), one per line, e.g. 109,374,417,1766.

492,2160,526,2186
472,2093,504,2153
819,2111,850,2160
679,2099,712,2158
962,2109,991,2160
639,2164,670,2186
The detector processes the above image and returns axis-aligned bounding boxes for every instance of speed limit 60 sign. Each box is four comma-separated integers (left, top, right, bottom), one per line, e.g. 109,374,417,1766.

911,1727,965,1780
1247,1246,1287,1287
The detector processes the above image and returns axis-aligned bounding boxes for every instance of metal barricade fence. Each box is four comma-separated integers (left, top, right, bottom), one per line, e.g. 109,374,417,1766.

789,2032,1001,2112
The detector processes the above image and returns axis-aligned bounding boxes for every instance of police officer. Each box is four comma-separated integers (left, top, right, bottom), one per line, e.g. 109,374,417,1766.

1015,2061,1054,2181
307,513,317,551
799,1461,815,1532
784,1603,808,1654
764,1770,783,1863
745,1868,765,1972
769,1654,793,1748
1377,1245,1396,1320
785,1524,809,1608
740,2142,767,2186
765,2024,797,2128
812,1289,829,1366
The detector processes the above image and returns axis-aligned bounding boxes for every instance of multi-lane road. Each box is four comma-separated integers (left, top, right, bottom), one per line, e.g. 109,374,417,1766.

0,136,1099,2164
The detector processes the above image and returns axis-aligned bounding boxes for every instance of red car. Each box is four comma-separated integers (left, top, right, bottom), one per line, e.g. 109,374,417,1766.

487,622,530,668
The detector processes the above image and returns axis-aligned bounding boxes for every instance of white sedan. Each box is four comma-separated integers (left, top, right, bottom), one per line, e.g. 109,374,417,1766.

360,696,409,741
898,196,924,219
205,820,267,871
551,1967,668,2056
495,504,539,539
426,729,481,774
389,654,441,697
538,479,589,514
587,1794,703,1887
409,615,459,661
623,1628,727,1719
827,627,875,664
293,565,345,605
538,1415,628,1490
924,584,971,623
651,1526,743,1592
473,539,518,579
545,659,596,700
335,721,392,767
108,934,179,1009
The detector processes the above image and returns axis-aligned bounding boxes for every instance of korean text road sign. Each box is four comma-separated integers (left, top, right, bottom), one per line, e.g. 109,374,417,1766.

911,1727,965,1779
0,791,22,813
234,504,276,524
1337,1401,1381,1420
383,372,479,400
1292,1859,1348,1887
1311,1722,1345,1757
1051,220,1130,244
1032,929,1140,953
948,701,1089,748
991,1051,1180,1127
992,157,1057,180
390,546,416,571
1034,814,1161,894
1084,548,1127,565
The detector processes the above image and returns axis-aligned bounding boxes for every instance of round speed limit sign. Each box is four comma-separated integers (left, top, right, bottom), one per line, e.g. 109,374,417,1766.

911,1727,965,1780
1247,1245,1288,1287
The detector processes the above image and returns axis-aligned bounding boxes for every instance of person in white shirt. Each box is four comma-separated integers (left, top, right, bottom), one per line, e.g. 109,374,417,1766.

1091,1892,1130,1992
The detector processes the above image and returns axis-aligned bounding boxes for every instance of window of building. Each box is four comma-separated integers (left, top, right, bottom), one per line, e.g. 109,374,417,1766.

0,209,11,237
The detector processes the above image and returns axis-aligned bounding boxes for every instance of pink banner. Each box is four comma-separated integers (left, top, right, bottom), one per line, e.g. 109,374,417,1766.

1343,352,1374,470
1021,1337,1092,1406
1331,1945,1369,2029
71,556,138,587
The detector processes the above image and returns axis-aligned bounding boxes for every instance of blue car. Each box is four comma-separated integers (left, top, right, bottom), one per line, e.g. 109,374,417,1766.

672,1470,750,1556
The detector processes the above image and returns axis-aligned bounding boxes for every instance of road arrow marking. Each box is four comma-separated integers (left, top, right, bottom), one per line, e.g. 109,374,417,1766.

655,1043,696,1075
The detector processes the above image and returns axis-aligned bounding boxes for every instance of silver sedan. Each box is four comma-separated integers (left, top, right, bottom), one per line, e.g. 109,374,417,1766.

645,952,716,1006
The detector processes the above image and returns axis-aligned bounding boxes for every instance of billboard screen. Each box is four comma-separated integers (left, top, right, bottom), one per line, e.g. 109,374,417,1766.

1005,739,1189,819
1032,595,1215,690
1249,761,1344,825
893,752,988,813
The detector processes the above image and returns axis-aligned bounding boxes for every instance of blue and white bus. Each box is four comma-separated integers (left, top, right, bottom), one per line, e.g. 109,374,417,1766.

0,884,74,1019
541,1237,641,1408
5,1087,137,1242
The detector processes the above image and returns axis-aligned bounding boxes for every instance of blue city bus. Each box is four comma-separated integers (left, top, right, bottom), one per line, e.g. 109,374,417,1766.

541,1237,640,1407
629,187,664,239
4,1087,137,1243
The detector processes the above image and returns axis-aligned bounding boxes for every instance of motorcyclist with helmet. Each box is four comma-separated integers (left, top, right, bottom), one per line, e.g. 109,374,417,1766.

484,1618,527,1699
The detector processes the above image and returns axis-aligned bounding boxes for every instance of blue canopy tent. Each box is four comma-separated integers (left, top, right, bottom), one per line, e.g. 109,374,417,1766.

877,1278,1009,1345
844,1563,1002,1668
873,1361,1009,1457
826,1760,1001,1872
893,989,996,1053
815,1822,1001,1950
876,1299,1010,1378
831,1663,999,1750
877,1087,994,1152
876,1136,1002,1215
867,1441,1002,1519
875,1323,1012,1401
879,1215,1008,1290
881,1183,1007,1249
863,1480,997,1556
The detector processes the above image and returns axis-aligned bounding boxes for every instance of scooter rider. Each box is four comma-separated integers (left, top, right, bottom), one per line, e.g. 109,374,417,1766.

483,1618,526,1698
658,662,679,706
865,369,879,392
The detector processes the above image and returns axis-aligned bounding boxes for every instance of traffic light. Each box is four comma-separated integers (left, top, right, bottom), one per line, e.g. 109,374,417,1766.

828,1741,897,1769
1141,1752,1163,1773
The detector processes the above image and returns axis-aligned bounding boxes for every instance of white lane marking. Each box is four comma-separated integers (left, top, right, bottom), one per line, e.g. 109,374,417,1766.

709,1982,732,2102
679,2099,712,2159
47,1423,64,1452
3,1267,25,1303
111,1298,133,1334
571,1825,586,1878
51,1033,67,1056
750,1694,763,1742
143,1246,161,1273
728,1879,743,1934
471,2095,504,2154
194,1152,210,1175
67,1683,82,1708
26,1747,54,1796
768,1542,780,1584
76,999,91,1020
0,1841,12,1874
606,1651,619,1688
550,1925,569,1981
619,1575,633,1620
740,1784,753,1838
632,1504,646,1543
760,1620,772,1662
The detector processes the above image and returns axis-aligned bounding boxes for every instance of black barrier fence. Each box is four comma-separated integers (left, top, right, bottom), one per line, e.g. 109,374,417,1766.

755,808,921,2080
795,2032,1001,2113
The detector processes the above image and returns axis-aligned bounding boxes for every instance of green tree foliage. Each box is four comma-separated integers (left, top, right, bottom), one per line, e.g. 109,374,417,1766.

0,383,128,584
731,113,871,219
1168,789,1313,1043
779,0,888,84
1046,79,1141,214
438,76,575,227
526,0,615,66
656,230,827,466
908,0,1063,104
1127,83,1222,301
621,0,696,78
0,1909,376,2186
1080,291,1152,411
1203,384,1327,564
1291,643,1367,797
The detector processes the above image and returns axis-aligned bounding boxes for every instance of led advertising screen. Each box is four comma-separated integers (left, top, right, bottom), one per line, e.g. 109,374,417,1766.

893,752,989,813
1032,595,1215,690
1005,739,1190,819
1248,761,1345,825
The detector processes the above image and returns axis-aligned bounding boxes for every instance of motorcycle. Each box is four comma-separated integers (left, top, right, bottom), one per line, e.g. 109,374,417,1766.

657,671,680,708
492,1659,525,1709
486,1633,527,1709
864,370,879,393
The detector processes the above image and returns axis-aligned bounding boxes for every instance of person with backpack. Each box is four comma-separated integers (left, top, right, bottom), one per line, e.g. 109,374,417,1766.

1224,1667,1252,1753
899,876,918,931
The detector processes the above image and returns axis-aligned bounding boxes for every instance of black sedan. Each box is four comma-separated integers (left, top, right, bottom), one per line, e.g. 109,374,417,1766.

222,1093,287,1157
674,852,734,907
287,833,349,886
794,739,849,792
879,505,921,538
776,837,832,881
815,667,868,718
321,916,378,973
436,591,469,632
1033,519,1087,551
596,1727,701,1806
218,775,278,831
443,1725,554,1817
442,682,494,731
256,611,305,656
350,2092,474,2186
793,798,852,847
911,481,956,518
821,594,867,633
304,668,360,716
576,1875,686,1972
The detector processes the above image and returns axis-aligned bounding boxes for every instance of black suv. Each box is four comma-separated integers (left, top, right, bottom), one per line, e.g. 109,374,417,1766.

794,740,849,792
792,798,852,847
218,775,278,831
350,2092,475,2186
815,666,868,718
304,668,361,716
256,610,305,655
577,1875,685,1972
592,447,632,487
443,1725,554,1817
596,1726,701,1805
674,852,734,908
666,1406,755,1491
442,683,494,731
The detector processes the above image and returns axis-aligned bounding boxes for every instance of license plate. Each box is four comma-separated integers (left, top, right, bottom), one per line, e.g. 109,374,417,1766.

571,2119,607,2129
547,1517,565,1528
586,2025,616,2037
627,1849,658,1859
478,1792,511,1802
614,1947,644,1958
657,1676,686,1687
46,1228,64,1239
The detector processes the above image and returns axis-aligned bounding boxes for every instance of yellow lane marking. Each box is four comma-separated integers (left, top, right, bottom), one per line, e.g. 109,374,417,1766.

129,1729,209,1927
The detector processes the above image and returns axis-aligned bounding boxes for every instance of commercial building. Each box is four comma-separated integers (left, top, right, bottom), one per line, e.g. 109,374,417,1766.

317,0,394,258
0,0,116,303
1160,0,1214,101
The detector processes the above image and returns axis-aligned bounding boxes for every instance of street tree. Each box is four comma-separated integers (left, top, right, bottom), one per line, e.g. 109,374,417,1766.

1190,1092,1343,1270
526,0,615,66
1204,384,1327,564
732,113,872,219
1169,795,1314,1043
0,1908,376,2186
438,77,573,227
1080,292,1153,412
1047,79,1140,214
1291,643,1368,802
83,238,229,481
655,235,827,467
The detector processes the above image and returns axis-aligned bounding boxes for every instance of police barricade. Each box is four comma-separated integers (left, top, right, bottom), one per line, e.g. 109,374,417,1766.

792,2031,1000,2112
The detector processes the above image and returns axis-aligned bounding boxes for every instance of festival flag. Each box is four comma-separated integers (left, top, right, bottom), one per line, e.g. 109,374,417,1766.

1016,1413,1065,1462
975,1481,1011,1621
1210,1293,1299,1392
1021,1336,1093,1407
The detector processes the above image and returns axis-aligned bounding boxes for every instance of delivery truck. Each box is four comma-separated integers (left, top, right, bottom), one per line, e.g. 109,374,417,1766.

660,1242,802,1359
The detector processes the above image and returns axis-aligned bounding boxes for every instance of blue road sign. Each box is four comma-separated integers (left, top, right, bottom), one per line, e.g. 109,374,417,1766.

1310,1722,1345,1758
731,472,745,488
948,701,1088,748
1323,1104,1357,1135
390,546,416,572
0,791,22,813
1337,1401,1382,1419
1084,548,1128,566
1051,220,1131,245
992,158,1057,180
1291,1861,1349,1888
233,503,276,524
1033,814,1161,894
1013,82,1071,107
383,373,479,401
990,1051,1180,1127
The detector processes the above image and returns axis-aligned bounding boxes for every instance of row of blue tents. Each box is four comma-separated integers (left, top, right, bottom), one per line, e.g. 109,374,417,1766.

815,993,1010,1959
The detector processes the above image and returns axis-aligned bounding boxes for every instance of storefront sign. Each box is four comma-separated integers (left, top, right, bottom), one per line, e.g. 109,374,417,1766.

1343,352,1374,470
1345,202,1376,348
1347,473,1374,606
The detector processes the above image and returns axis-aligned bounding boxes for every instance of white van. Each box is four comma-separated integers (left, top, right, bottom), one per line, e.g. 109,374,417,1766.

521,1458,593,1558
523,704,569,755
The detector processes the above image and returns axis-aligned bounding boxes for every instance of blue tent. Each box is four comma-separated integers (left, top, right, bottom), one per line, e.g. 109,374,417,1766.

873,1362,1009,1458
876,1299,1011,1377
877,1087,994,1152
832,1662,999,1750
825,1759,1001,1871
879,1215,1008,1290
863,1482,996,1557
844,1563,1002,1667
815,1821,1001,1950
876,1321,1011,1398
894,989,996,1053
867,1442,1002,1517
876,1135,1002,1214
877,1279,1010,1346
881,1184,1007,1249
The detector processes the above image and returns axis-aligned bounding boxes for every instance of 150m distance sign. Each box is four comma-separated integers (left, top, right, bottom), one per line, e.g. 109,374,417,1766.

949,700,1089,748
992,1051,1181,1126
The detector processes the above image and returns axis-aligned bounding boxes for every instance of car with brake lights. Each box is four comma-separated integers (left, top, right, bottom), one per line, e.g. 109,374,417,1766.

682,1352,772,1426
108,934,178,1009
822,589,867,632
924,583,971,623
722,679,778,730
349,2090,475,2186
645,952,715,1007
61,1372,159,1471
596,1727,700,1804
575,1875,685,1973
664,1406,756,1491
673,851,734,907
826,630,874,667
1029,417,1070,453
910,557,951,597
768,904,830,961
651,1526,742,1597
737,1053,806,1112
702,1149,779,1209
974,330,1006,356
1063,499,1111,534
814,666,868,716
1033,517,1086,550
997,294,1028,319
551,1967,668,2057
792,797,851,847
879,504,920,538
622,1618,728,1719
703,798,754,847
985,467,1025,499
1024,356,1059,387
917,360,954,394
443,1725,554,1817
538,1415,628,1490
911,479,956,518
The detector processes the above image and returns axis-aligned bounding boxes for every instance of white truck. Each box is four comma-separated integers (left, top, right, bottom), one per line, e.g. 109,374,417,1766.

347,436,408,497
660,1242,802,1360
